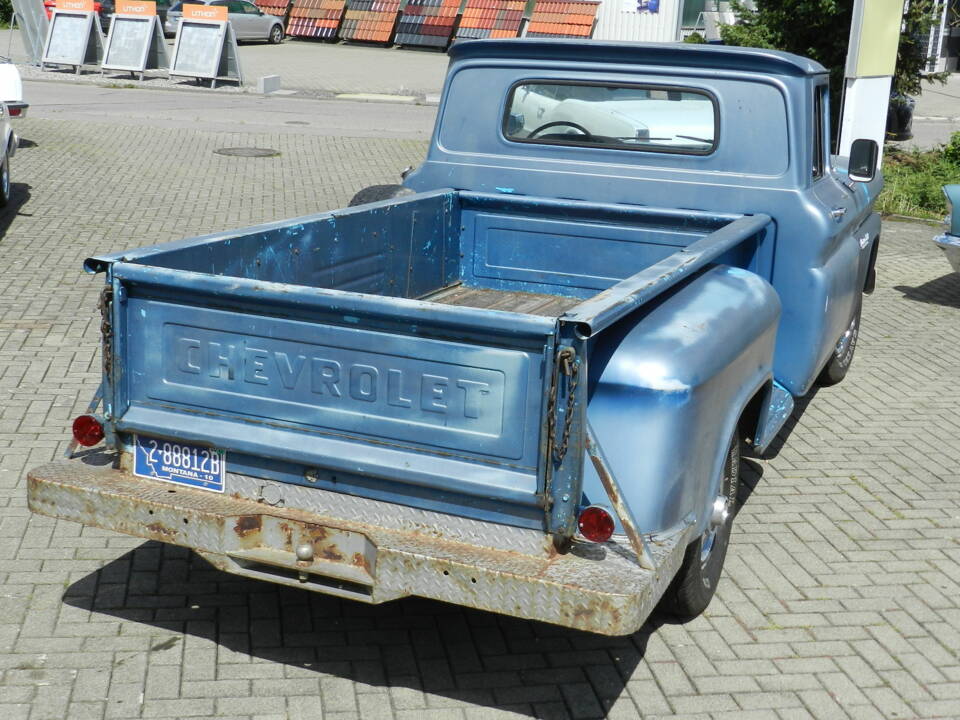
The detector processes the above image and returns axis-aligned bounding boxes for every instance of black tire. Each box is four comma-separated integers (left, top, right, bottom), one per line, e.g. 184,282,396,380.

268,24,283,44
817,298,862,386
0,150,10,208
348,184,415,207
658,432,740,620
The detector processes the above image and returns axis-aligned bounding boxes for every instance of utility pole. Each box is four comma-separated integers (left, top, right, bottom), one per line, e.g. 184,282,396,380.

837,0,905,165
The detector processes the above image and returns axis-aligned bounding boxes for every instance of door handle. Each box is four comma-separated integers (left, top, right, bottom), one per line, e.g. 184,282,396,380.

830,207,847,221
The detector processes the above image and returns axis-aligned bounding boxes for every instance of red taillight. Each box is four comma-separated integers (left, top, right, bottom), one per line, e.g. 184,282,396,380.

72,415,104,447
7,107,20,117
578,505,615,543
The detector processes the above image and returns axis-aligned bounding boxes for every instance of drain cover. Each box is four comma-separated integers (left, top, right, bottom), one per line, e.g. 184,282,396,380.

214,147,280,157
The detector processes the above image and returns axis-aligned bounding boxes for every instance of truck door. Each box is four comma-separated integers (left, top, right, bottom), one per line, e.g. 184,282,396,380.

810,83,860,358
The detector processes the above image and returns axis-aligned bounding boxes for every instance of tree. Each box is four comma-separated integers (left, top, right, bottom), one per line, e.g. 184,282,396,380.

895,0,950,97
720,0,852,118
720,0,947,144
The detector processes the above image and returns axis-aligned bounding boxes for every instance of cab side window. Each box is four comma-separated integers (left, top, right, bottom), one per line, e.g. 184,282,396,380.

812,86,825,179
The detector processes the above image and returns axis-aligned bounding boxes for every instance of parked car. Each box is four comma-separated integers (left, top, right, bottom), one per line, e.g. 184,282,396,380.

0,61,22,207
165,0,284,43
44,0,114,32
935,184,960,273
0,61,28,119
28,40,882,636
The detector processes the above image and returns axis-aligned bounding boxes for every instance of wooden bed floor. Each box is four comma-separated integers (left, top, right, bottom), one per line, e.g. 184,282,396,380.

422,284,582,317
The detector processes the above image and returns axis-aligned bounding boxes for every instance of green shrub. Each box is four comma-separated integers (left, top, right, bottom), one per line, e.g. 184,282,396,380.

877,135,960,219
942,131,960,167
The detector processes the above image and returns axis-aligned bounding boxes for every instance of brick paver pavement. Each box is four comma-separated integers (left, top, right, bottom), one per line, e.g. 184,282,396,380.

0,93,959,720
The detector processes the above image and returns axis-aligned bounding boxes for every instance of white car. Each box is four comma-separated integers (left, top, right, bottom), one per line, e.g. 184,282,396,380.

0,61,24,207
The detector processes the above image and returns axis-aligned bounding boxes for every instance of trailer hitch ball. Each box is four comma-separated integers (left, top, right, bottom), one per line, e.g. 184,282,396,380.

295,543,314,561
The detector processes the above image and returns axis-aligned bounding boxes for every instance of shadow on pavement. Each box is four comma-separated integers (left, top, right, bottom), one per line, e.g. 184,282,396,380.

0,181,32,240
64,542,663,718
895,273,960,308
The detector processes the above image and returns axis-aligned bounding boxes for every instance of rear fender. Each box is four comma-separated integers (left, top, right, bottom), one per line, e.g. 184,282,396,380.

583,264,780,536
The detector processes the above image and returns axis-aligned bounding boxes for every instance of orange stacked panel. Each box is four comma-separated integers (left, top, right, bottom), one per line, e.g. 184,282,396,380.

286,0,346,38
526,0,598,37
254,0,288,18
340,0,401,42
394,0,459,47
454,0,523,40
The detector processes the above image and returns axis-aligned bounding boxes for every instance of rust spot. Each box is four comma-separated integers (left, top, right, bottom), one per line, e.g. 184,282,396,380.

234,515,262,538
146,522,177,541
319,546,343,562
278,521,294,550
351,552,371,573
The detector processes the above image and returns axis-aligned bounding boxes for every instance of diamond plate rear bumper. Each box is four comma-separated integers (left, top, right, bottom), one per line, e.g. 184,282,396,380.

28,454,689,635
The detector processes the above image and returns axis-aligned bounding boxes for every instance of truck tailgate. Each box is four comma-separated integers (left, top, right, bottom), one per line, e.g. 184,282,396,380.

107,262,554,529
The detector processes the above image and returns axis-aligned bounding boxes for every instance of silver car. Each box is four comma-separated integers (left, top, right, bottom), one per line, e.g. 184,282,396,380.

165,0,284,43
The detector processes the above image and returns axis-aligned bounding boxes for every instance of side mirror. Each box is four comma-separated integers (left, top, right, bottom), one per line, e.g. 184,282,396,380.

848,138,878,183
943,185,960,236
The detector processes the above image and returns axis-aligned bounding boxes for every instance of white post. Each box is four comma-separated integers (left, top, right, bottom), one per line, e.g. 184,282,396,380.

838,0,905,164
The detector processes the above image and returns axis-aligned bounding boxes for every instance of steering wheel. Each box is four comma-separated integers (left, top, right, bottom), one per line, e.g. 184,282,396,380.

528,120,592,139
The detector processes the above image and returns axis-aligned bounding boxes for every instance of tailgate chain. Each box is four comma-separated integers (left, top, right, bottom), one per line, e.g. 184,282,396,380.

98,285,114,384
547,347,579,464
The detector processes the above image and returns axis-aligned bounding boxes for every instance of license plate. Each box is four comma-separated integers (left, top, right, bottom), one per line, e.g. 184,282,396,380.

133,435,226,493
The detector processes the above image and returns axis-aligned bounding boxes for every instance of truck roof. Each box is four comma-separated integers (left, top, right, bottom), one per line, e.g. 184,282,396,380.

448,39,827,78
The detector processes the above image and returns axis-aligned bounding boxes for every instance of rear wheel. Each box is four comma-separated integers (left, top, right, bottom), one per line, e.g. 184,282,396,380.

268,24,283,44
0,149,10,208
817,298,861,386
658,432,740,620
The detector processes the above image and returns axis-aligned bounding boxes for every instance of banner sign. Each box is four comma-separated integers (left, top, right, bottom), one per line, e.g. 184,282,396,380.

57,0,94,11
116,0,156,14
182,3,227,21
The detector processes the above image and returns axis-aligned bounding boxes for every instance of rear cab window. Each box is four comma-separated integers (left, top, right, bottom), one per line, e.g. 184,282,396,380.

503,81,719,155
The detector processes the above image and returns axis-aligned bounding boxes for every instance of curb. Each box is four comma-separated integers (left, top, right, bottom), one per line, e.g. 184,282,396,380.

19,65,440,106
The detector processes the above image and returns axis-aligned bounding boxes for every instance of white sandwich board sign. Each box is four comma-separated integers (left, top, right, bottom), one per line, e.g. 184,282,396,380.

41,0,105,73
169,3,243,88
102,0,169,79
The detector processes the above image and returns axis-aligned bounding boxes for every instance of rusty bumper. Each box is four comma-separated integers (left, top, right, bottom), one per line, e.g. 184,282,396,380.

27,455,688,635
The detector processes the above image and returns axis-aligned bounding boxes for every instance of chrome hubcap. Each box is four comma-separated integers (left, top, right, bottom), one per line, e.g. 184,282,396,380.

835,314,858,359
700,495,729,566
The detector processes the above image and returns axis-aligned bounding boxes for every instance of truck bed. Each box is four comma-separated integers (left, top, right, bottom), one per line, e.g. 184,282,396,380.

82,189,769,533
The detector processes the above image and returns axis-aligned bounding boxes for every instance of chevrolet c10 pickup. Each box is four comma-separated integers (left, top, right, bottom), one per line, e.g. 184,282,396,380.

28,39,882,636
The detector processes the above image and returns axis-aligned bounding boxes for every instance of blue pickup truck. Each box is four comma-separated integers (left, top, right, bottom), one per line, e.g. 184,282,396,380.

28,40,882,636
